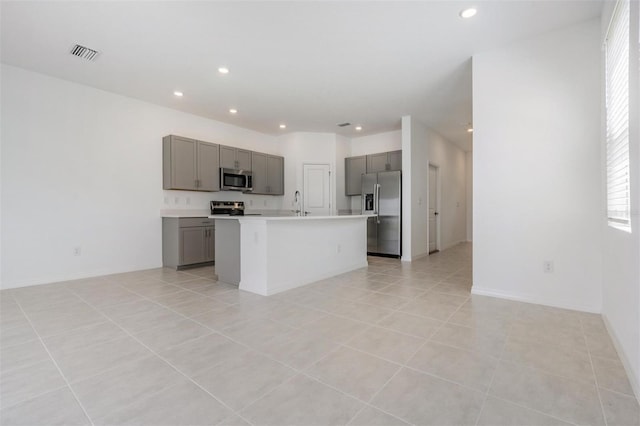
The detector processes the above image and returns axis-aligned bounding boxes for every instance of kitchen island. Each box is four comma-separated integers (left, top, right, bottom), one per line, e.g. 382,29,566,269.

211,215,369,296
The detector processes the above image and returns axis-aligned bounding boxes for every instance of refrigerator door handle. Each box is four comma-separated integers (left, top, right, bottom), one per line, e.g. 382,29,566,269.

375,183,381,224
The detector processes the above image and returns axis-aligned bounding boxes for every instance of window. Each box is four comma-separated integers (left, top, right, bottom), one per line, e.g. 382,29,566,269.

605,0,631,230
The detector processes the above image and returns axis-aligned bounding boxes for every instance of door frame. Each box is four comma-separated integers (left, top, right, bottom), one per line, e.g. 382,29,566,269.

302,163,332,215
428,163,441,254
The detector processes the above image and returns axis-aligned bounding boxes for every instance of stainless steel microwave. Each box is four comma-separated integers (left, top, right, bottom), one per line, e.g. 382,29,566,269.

220,168,253,192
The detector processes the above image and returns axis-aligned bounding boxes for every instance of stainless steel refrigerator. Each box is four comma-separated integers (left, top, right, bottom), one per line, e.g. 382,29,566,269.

361,171,401,257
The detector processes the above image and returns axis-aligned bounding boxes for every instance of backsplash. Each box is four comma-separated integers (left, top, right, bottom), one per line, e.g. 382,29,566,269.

162,189,285,212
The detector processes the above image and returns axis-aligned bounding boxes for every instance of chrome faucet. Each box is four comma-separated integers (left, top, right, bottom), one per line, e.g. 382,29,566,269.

293,190,302,216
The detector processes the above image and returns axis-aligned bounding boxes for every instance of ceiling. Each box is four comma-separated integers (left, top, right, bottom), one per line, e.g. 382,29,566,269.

0,1,604,151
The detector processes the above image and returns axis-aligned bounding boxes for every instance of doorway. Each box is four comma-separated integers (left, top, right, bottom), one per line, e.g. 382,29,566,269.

303,163,331,216
428,164,439,254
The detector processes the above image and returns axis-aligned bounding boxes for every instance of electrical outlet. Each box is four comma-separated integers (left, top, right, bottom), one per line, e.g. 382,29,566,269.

337,244,342,253
264,200,267,207
543,260,554,273
186,197,191,205
73,246,81,256
174,197,180,204
249,199,253,206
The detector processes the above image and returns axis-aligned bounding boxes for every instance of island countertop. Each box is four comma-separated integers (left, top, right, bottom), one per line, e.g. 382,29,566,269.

209,214,370,221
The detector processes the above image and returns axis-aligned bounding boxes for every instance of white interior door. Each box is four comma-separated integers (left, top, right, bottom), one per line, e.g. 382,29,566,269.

303,164,331,216
428,164,439,253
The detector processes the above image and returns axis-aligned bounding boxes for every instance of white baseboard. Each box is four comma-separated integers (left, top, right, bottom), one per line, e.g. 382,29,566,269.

401,252,429,262
602,313,640,403
1,262,164,290
471,286,601,314
264,260,369,296
440,239,465,251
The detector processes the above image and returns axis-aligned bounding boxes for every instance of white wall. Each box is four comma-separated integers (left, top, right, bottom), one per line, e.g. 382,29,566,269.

466,151,473,242
428,130,467,250
335,134,351,213
1,65,284,289
472,19,603,312
401,116,429,261
349,130,401,211
350,130,401,156
278,132,338,214
600,0,640,399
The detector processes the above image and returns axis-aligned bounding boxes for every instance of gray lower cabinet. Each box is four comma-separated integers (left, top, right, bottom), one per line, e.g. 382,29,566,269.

345,155,366,195
162,217,215,269
251,151,284,195
163,135,220,191
220,145,252,170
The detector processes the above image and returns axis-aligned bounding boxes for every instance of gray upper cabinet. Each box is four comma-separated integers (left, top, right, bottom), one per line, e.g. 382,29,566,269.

251,152,268,193
387,150,402,171
266,155,284,195
251,151,284,195
197,142,220,191
220,145,252,170
345,150,402,196
366,152,389,173
366,151,401,172
345,156,366,196
163,135,219,191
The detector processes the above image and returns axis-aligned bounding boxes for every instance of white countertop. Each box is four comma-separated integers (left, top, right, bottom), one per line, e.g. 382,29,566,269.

210,214,370,221
160,209,210,218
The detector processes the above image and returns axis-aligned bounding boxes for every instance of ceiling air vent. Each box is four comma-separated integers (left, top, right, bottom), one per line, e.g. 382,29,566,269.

70,44,99,61
337,122,351,127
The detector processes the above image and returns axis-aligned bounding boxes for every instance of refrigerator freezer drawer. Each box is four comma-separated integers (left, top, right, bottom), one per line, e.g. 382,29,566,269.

377,215,401,256
367,216,378,253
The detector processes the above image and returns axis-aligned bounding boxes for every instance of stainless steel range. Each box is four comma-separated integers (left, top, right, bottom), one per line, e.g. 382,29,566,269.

210,201,245,216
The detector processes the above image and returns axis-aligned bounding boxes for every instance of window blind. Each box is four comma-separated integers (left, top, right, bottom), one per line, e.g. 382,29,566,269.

605,0,631,229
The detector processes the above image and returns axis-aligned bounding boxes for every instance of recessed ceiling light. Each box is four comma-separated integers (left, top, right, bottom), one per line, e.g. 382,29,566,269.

355,126,363,131
467,128,474,133
279,124,287,129
173,91,183,97
229,108,238,114
459,8,477,18
218,67,229,74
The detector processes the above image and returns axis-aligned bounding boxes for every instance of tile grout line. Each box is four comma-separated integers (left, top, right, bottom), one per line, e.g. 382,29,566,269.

472,301,514,426
68,280,291,425
11,300,96,426
68,271,399,424
470,304,590,426
195,257,467,424
581,316,610,426
342,260,474,426
66,288,259,426
3,250,482,424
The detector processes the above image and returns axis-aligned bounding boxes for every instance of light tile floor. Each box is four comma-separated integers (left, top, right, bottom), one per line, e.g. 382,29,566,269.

0,243,638,425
